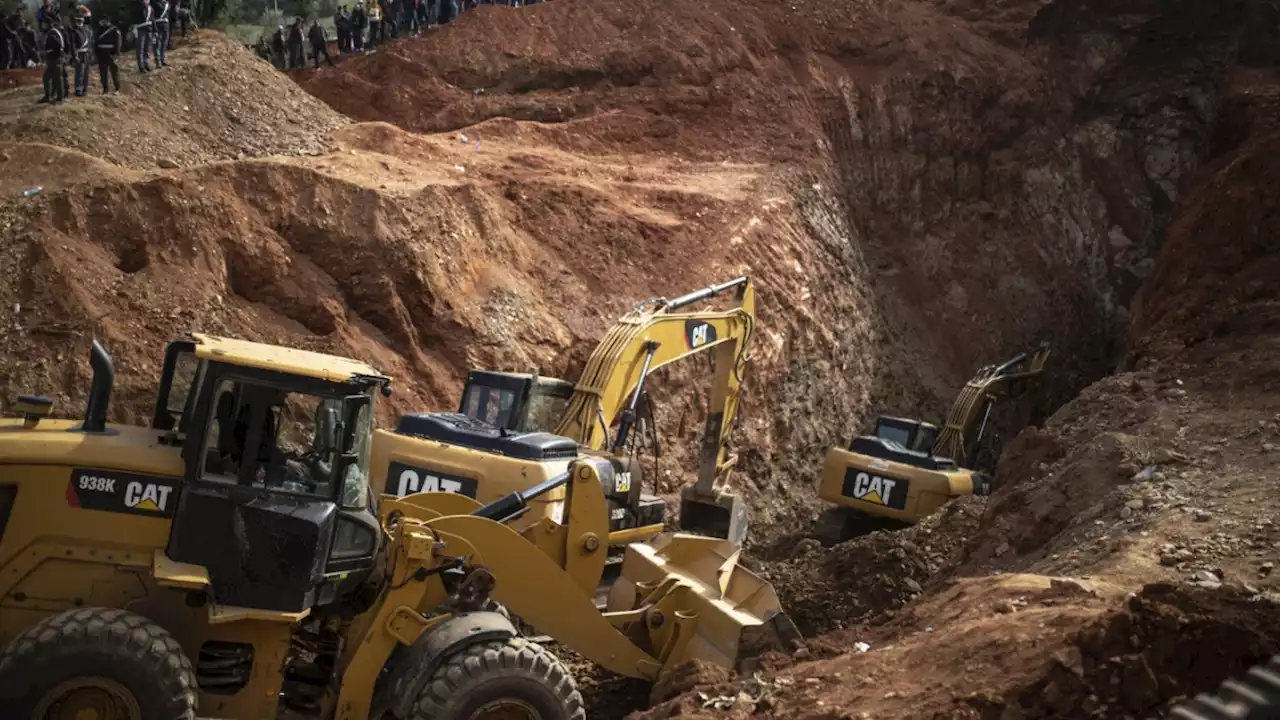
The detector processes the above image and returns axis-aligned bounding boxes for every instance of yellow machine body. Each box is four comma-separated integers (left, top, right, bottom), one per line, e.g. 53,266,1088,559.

816,344,1051,540
373,277,759,579
817,446,980,524
373,457,800,685
0,332,799,719
0,333,395,718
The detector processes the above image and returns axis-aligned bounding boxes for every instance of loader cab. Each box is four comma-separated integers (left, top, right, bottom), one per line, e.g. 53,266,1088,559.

159,334,391,614
459,370,576,434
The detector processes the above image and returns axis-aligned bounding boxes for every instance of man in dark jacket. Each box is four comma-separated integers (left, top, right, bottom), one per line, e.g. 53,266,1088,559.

56,12,71,94
151,0,168,67
269,24,284,68
95,14,121,93
307,20,332,68
350,3,364,51
135,0,152,71
39,14,66,104
285,16,303,68
70,12,91,96
19,17,38,67
36,0,54,32
0,7,14,70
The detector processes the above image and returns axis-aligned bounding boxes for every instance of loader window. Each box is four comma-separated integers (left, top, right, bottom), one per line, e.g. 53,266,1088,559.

339,402,372,510
199,379,345,500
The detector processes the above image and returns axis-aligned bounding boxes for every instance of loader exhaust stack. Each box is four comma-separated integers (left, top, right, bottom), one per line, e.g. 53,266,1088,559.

82,340,114,433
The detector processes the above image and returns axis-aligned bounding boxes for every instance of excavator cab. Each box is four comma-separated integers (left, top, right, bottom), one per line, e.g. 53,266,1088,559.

870,416,940,454
457,370,576,433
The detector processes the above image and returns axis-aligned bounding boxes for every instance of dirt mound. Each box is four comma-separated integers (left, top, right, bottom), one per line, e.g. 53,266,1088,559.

754,496,986,637
0,32,346,170
0,116,885,540
1007,582,1280,718
634,574,1118,720
296,0,1039,163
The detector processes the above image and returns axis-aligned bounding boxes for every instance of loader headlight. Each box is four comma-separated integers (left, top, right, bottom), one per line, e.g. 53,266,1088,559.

331,515,377,559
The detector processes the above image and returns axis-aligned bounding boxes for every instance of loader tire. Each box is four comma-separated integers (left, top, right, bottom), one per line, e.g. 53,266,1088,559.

411,636,585,720
0,607,198,719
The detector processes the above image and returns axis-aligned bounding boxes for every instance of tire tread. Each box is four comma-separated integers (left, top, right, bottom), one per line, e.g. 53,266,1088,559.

413,637,585,720
0,606,197,719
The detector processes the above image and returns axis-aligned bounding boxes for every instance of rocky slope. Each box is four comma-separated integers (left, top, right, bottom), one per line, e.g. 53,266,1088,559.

0,0,1277,717
289,0,1254,546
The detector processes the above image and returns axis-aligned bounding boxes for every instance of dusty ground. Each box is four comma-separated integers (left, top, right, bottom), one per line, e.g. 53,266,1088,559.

0,0,1278,717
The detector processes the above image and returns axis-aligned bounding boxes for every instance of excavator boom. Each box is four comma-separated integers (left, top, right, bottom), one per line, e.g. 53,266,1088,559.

551,277,757,543
931,342,1051,467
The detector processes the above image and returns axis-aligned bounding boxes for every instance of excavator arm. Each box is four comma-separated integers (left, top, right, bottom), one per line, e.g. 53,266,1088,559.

554,277,756,449
931,342,1052,467
553,277,757,543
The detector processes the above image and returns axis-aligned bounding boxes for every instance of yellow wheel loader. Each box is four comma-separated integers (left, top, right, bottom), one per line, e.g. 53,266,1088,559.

372,277,758,596
0,332,798,719
814,343,1051,544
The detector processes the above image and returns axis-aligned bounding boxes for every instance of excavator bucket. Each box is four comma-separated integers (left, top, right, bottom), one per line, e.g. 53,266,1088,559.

677,486,750,547
605,533,802,673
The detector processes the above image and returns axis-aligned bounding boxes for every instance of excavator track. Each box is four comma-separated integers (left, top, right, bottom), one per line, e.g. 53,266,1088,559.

1167,655,1280,720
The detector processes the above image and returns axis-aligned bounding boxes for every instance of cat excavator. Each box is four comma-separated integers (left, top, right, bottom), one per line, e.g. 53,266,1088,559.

814,343,1051,544
372,277,757,596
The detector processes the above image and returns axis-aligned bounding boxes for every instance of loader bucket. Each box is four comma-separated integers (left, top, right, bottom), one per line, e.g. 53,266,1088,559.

605,533,802,674
677,485,749,547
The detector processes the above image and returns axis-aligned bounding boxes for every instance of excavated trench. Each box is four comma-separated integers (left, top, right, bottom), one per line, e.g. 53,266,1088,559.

0,0,1277,717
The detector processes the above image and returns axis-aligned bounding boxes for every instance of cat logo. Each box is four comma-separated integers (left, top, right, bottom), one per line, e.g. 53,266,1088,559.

690,324,709,347
615,471,632,494
124,481,173,513
387,461,479,498
841,469,909,510
684,320,718,350
67,468,179,518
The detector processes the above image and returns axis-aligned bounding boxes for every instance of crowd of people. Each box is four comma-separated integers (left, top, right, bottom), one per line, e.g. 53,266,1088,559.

2,0,195,102
5,0,538,101
258,0,543,71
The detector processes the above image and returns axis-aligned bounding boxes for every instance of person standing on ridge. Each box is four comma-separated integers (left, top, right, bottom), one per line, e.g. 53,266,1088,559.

364,0,380,51
350,2,364,51
172,0,187,41
56,11,73,99
36,0,54,33
269,24,283,68
39,13,65,104
333,6,348,53
18,15,38,67
70,11,90,96
307,19,332,68
0,6,14,70
94,14,120,93
151,0,168,67
135,0,152,71
285,16,303,68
